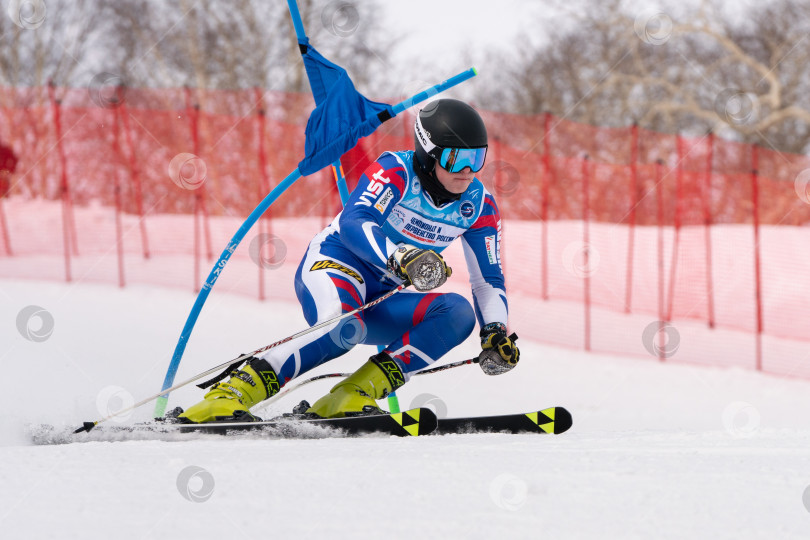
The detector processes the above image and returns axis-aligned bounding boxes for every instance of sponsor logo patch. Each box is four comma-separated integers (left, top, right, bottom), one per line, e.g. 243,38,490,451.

375,187,394,213
460,200,475,218
310,260,365,283
388,207,405,227
484,235,497,264
355,164,396,208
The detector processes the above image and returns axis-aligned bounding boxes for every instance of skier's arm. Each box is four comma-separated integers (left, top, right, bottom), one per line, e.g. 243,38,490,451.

338,154,407,268
461,195,519,374
460,194,508,327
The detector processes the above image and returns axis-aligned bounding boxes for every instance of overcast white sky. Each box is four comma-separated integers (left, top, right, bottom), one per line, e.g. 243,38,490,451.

371,0,555,102
373,0,731,104
380,0,551,65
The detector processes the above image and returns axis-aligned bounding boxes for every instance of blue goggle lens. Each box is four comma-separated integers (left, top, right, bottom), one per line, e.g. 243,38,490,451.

438,147,487,173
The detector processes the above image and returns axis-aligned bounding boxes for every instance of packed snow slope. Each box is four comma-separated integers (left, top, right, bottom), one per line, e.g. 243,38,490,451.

2,279,810,539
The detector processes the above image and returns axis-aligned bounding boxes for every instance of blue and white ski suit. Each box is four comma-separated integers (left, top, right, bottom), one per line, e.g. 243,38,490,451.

259,150,507,385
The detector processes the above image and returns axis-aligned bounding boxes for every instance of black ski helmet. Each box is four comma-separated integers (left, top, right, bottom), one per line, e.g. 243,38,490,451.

413,99,488,173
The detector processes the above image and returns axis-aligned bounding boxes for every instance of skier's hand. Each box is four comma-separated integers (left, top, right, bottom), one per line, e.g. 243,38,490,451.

387,244,452,291
478,322,519,376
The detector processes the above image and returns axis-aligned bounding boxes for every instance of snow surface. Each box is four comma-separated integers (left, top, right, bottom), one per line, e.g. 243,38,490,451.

2,279,810,539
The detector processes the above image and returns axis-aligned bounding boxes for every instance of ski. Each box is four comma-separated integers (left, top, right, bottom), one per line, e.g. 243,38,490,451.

435,407,572,435
31,407,438,444
174,407,438,437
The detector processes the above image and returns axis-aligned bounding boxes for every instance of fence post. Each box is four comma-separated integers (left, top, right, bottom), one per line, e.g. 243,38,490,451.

582,155,591,352
0,193,10,256
254,88,273,301
541,112,551,301
625,123,639,312
48,82,75,282
751,145,763,371
667,135,684,320
112,104,126,288
703,131,715,328
185,87,213,291
655,159,666,362
119,92,150,259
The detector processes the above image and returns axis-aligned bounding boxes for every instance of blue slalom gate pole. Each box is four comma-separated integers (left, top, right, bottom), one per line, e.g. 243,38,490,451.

286,0,306,39
392,68,478,115
153,69,478,417
287,0,350,206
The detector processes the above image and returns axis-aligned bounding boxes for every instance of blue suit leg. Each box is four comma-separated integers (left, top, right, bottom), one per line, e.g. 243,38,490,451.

362,291,476,374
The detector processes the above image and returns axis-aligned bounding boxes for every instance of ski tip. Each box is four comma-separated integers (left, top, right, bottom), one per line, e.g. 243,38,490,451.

73,422,96,434
553,407,573,434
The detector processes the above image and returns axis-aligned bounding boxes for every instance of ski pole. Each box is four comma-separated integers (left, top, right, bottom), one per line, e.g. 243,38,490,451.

74,283,408,433
255,356,480,413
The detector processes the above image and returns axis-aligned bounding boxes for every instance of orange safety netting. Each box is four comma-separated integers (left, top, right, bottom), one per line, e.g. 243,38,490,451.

2,85,810,379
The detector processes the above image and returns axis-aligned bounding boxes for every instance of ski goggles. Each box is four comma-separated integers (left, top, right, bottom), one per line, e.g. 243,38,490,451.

437,146,488,173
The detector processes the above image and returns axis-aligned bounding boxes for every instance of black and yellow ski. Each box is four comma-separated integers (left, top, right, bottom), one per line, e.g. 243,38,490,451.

436,407,572,435
171,406,437,438
32,408,438,444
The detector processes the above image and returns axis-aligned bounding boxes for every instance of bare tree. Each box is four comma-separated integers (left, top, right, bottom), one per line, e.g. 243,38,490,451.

481,0,810,154
94,0,390,92
0,0,107,89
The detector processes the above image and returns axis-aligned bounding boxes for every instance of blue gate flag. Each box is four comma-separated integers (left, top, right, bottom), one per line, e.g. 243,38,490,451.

300,38,336,105
297,43,393,176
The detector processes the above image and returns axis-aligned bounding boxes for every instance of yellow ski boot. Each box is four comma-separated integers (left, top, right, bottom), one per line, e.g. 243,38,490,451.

178,357,280,423
307,353,406,418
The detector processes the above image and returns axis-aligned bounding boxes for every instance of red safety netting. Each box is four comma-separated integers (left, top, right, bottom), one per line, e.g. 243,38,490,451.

2,85,810,379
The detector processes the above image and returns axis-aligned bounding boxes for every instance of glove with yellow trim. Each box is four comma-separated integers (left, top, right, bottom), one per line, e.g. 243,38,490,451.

478,322,520,375
387,244,452,291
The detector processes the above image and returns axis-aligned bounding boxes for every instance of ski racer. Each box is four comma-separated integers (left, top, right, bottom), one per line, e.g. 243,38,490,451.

179,98,520,423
